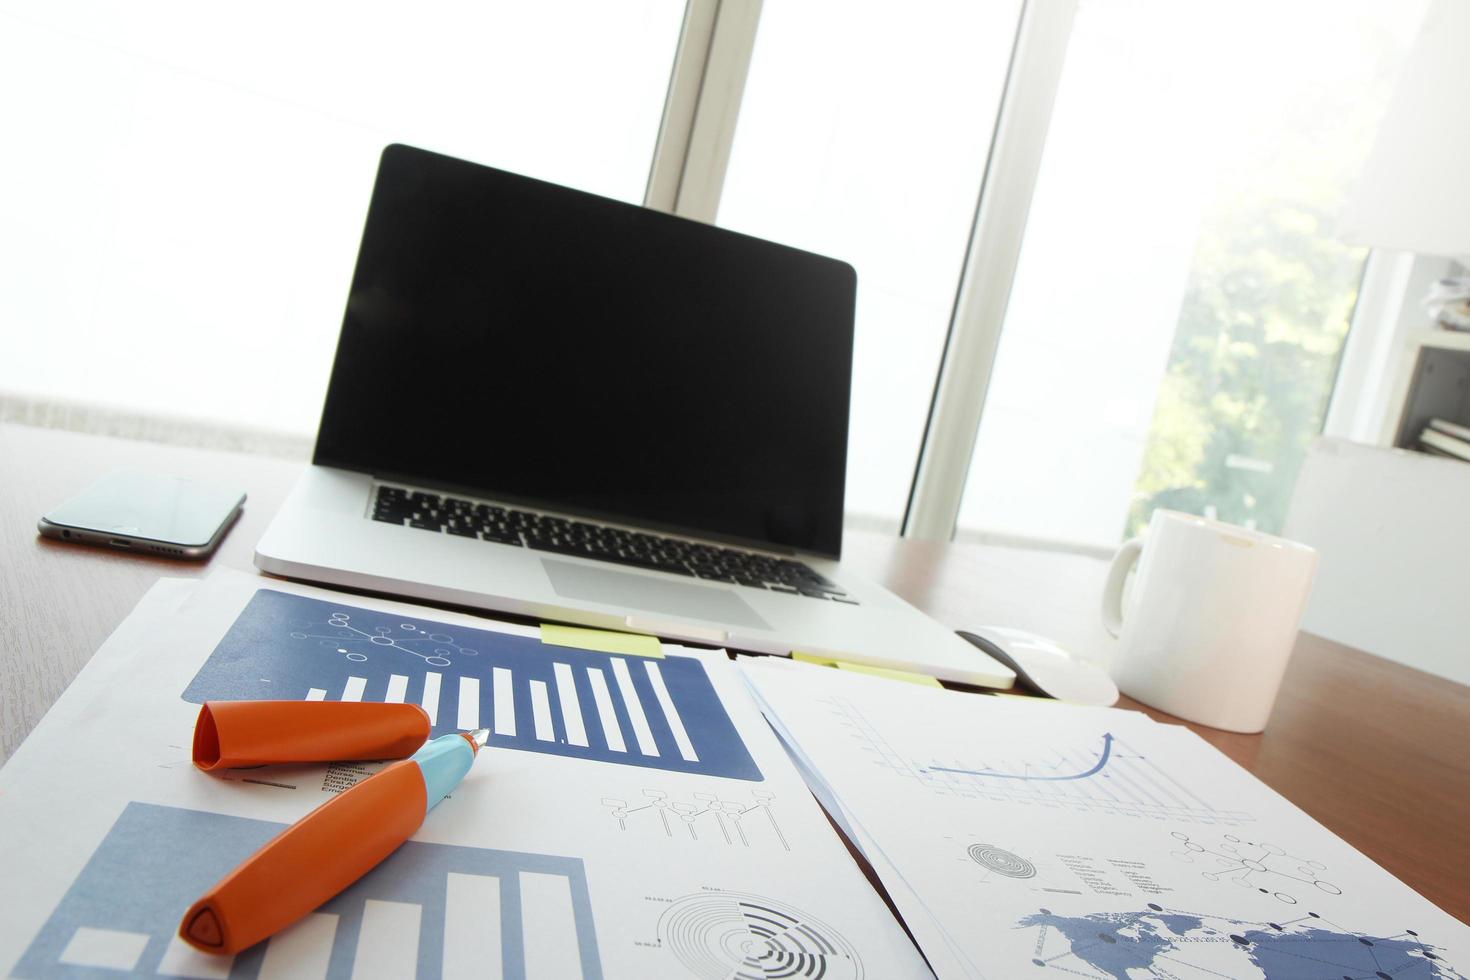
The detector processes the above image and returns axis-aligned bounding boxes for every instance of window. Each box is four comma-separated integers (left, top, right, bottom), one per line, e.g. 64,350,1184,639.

717,0,1023,528
0,1,685,436
955,0,1429,548
3,1,1437,543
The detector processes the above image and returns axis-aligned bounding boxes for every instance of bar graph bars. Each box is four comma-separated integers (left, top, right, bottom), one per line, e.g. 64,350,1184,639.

493,667,515,737
421,672,442,726
444,874,502,980
456,677,481,731
520,872,586,978
610,656,658,757
645,660,698,762
181,589,761,780
553,663,588,748
530,680,554,742
260,912,337,979
16,802,603,980
586,669,625,753
55,927,148,972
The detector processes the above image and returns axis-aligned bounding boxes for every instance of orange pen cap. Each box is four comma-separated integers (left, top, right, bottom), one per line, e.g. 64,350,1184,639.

192,701,431,771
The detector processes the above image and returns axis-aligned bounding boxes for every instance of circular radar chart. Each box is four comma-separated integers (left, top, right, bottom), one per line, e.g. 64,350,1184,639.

658,892,864,980
969,844,1038,879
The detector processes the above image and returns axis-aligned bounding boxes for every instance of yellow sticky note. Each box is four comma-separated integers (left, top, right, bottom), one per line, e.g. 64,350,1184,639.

833,661,942,687
791,650,941,687
540,624,663,658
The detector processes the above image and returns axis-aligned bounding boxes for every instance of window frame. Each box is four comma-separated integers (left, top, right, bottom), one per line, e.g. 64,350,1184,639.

657,0,1077,542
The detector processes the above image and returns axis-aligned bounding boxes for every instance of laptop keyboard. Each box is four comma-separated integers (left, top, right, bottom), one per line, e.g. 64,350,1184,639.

370,484,856,604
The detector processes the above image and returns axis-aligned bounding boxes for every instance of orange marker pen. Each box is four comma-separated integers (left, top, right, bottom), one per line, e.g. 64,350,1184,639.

179,728,488,956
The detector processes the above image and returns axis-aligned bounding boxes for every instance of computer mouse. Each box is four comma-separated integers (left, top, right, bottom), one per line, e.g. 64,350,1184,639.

957,626,1119,706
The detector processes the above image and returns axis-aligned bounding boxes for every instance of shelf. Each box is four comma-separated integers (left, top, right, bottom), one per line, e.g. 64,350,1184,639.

1391,339,1470,448
1408,327,1470,353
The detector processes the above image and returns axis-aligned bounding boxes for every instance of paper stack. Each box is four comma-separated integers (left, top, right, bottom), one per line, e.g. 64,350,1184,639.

0,571,932,979
1420,417,1470,462
741,656,1470,979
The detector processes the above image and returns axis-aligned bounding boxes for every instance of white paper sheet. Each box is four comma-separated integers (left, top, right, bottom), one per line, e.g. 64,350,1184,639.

0,571,932,979
742,656,1470,980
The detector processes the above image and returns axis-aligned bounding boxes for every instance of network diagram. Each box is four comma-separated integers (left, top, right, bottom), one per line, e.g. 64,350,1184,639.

602,788,789,850
1169,831,1340,904
289,611,481,667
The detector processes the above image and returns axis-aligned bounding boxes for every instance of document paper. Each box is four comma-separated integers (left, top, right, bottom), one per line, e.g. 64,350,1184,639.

0,571,930,979
742,656,1470,980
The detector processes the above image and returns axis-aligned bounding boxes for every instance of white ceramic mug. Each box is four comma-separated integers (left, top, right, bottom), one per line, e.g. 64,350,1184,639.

1101,509,1318,733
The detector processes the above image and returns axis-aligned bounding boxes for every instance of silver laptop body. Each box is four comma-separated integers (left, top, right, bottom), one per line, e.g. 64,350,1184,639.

255,145,1014,688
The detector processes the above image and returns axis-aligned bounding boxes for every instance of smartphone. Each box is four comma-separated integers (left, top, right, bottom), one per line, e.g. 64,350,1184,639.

38,470,246,559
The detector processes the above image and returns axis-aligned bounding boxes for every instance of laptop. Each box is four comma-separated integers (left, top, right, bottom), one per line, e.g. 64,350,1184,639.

255,144,1014,688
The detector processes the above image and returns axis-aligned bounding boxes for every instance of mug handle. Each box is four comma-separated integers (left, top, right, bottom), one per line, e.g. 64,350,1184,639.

1101,536,1143,638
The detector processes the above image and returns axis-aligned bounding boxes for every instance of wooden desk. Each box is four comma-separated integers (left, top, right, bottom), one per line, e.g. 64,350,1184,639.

3,423,1467,922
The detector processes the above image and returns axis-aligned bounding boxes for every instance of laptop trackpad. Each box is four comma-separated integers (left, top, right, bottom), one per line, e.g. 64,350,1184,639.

541,559,772,631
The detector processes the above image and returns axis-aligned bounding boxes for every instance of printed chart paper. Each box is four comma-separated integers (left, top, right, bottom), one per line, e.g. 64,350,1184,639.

182,588,758,778
0,571,931,979
741,656,1470,980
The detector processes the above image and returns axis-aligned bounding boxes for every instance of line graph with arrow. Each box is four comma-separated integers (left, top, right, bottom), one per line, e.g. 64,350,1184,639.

821,697,1254,825
929,733,1116,781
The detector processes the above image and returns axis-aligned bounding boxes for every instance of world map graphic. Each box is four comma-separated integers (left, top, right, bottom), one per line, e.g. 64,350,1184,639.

1018,903,1461,979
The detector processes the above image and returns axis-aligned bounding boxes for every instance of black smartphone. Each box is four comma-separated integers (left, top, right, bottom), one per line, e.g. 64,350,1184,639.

38,470,246,559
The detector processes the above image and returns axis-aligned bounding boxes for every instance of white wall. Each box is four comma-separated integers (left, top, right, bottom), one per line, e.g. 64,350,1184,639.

1284,436,1470,685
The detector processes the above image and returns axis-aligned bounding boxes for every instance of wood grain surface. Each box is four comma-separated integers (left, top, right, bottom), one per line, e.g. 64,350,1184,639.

2,422,1466,922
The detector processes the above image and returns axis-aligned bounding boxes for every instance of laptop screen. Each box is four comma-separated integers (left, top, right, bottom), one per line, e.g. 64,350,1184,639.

314,145,855,558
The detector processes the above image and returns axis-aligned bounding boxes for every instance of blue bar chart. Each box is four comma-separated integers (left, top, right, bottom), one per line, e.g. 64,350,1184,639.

14,802,602,979
182,590,761,781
